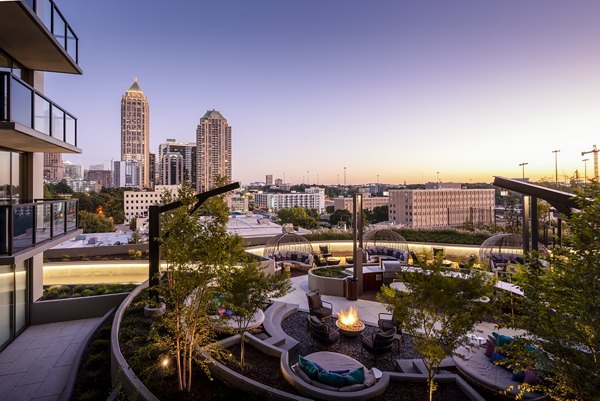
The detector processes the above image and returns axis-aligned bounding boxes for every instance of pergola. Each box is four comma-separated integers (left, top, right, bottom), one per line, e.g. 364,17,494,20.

493,176,580,254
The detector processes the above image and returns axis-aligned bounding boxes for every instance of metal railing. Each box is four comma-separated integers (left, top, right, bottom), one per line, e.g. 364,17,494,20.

0,72,78,147
23,0,78,63
0,199,78,255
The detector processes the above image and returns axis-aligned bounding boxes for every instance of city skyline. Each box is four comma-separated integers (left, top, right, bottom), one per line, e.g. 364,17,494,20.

46,0,600,185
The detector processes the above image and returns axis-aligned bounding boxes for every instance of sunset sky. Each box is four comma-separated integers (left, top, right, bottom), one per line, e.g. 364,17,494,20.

45,0,600,185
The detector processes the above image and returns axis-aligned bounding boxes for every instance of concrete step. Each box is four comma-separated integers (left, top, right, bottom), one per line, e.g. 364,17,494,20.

396,359,419,373
261,301,299,351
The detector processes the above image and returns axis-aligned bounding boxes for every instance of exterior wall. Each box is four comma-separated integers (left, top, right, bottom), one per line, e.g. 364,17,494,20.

333,196,388,212
87,169,112,189
389,189,495,228
254,189,325,212
113,160,140,188
121,78,150,189
196,110,232,192
158,140,197,187
43,152,64,182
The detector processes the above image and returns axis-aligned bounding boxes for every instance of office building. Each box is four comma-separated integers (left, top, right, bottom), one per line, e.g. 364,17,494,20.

388,188,495,228
275,178,283,186
158,139,197,187
66,179,101,193
333,195,389,213
113,160,140,188
63,160,82,180
43,152,64,182
149,152,156,188
123,185,179,224
0,0,82,349
160,152,184,185
87,169,112,189
196,110,231,192
121,77,150,189
227,191,249,212
254,187,326,212
265,175,273,185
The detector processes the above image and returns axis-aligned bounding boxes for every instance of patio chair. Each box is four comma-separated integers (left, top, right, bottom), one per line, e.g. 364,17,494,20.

306,289,333,321
307,315,340,347
377,312,402,338
361,327,398,362
313,254,326,267
319,244,332,258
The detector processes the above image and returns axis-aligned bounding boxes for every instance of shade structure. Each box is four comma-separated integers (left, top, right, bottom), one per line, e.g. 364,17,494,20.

479,233,547,264
362,228,409,251
263,232,314,258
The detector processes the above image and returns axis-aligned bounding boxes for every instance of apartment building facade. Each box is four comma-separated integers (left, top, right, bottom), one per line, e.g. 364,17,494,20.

333,195,389,213
388,188,495,228
0,0,82,349
123,185,179,224
196,110,231,192
254,187,326,212
157,139,196,186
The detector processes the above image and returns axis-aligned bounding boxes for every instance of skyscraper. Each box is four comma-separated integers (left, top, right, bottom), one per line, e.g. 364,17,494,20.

43,152,64,182
158,139,197,187
196,110,232,192
121,78,149,189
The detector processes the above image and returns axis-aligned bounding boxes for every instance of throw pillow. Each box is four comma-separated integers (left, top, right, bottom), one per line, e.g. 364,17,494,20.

524,368,542,385
511,371,525,382
317,369,347,387
485,339,495,358
491,352,507,363
344,367,365,385
298,356,320,379
492,331,514,346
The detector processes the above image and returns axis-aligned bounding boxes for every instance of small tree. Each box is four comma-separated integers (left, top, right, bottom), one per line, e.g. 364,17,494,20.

78,210,114,233
379,260,494,401
507,184,600,401
221,263,291,367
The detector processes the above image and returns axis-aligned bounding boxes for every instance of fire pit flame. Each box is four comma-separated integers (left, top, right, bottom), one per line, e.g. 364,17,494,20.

336,306,365,336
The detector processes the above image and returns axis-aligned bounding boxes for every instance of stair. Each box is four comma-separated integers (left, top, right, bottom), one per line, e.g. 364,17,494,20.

396,357,455,374
262,301,300,351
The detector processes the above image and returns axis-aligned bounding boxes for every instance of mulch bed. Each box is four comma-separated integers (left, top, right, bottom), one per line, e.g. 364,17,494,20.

374,381,469,401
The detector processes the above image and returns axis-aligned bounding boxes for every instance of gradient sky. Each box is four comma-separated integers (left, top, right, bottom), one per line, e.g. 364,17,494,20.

45,0,600,185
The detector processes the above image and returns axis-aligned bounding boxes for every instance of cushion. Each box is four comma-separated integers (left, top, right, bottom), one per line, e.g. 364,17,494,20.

344,367,365,385
511,371,525,382
292,363,313,384
492,331,514,346
317,369,347,387
298,356,320,379
363,369,377,387
491,352,506,363
485,339,495,358
339,383,367,392
310,380,340,391
524,368,542,385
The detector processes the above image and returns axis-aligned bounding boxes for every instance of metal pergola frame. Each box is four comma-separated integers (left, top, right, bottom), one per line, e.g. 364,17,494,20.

493,176,579,253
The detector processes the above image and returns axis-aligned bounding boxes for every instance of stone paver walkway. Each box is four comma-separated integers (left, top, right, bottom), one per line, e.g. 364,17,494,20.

0,318,101,401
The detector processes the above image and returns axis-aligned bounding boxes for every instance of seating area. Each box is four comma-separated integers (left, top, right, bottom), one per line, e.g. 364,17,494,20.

365,246,409,263
272,250,314,267
306,289,333,320
361,327,399,362
307,315,340,347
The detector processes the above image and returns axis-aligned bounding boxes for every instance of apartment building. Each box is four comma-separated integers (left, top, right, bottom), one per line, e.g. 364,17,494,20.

196,110,231,192
254,187,326,212
121,78,150,189
87,169,112,189
0,0,82,349
333,195,389,213
388,188,495,228
113,160,140,188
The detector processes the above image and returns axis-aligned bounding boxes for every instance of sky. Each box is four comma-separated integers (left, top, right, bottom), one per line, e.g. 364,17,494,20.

45,0,600,186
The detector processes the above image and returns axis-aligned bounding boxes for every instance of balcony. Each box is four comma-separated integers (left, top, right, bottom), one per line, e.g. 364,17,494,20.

0,72,80,153
0,199,81,262
0,0,80,74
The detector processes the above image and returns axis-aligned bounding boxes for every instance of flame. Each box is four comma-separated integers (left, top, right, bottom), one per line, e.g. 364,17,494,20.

338,306,360,327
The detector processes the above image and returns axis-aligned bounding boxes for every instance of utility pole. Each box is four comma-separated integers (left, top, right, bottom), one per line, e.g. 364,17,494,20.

552,149,560,187
519,162,528,182
583,158,589,184
436,171,440,185
307,170,310,185
344,167,347,186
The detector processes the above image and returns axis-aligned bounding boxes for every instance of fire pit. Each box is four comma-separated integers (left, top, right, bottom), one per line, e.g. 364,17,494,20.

335,306,365,337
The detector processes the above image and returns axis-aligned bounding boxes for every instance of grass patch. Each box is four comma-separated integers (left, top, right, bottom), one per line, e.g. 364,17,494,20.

41,283,137,300
312,266,348,278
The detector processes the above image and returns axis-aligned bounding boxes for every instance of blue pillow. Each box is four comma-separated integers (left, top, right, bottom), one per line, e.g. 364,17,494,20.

317,369,347,387
344,367,365,385
512,371,525,382
492,331,513,346
491,352,506,362
298,356,320,379
330,369,349,375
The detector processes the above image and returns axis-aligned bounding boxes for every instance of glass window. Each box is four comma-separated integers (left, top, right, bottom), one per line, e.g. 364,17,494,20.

15,261,28,334
11,153,23,204
52,106,64,141
34,94,51,136
0,264,13,347
52,8,66,48
0,151,10,204
0,52,10,72
10,78,31,127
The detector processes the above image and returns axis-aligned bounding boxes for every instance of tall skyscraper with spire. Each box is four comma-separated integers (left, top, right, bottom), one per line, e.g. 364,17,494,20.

196,110,232,192
121,78,150,189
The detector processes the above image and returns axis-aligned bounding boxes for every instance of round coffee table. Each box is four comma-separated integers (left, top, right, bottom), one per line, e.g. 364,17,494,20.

326,257,341,265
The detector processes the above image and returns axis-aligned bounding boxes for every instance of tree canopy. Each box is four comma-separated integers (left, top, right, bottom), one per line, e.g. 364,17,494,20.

277,207,319,229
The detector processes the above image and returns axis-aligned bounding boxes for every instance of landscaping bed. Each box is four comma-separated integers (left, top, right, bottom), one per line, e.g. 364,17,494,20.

374,381,469,401
311,266,348,278
41,283,136,300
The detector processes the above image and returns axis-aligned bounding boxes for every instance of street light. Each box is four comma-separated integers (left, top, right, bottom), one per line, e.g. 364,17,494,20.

519,162,528,182
552,150,560,187
344,167,347,186
307,170,310,185
583,158,589,184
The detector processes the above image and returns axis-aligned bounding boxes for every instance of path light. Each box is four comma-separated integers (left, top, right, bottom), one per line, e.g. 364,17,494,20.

161,357,169,368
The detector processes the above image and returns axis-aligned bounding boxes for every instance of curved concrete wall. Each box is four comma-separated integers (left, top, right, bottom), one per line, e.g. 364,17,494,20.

308,267,346,297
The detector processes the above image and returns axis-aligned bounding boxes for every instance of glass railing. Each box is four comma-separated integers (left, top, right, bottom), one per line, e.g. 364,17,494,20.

23,0,79,63
0,72,78,147
0,199,78,255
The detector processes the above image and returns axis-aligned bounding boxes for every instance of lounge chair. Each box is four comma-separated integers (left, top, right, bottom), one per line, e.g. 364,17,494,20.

306,289,333,321
307,315,340,347
361,328,398,362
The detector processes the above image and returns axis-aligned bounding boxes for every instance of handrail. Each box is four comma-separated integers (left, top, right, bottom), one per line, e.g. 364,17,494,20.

0,198,79,255
0,71,77,147
23,0,79,63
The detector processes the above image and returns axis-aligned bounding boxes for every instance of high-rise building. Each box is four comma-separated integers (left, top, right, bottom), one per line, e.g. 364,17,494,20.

254,187,326,212
149,152,156,188
196,110,231,192
87,169,112,189
121,78,150,189
0,0,83,348
160,152,184,185
113,160,140,188
333,195,389,213
275,178,283,186
265,175,273,185
158,139,197,187
388,188,495,228
43,153,64,182
63,161,82,180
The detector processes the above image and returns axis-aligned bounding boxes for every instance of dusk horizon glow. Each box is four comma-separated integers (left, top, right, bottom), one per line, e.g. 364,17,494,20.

45,0,600,186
